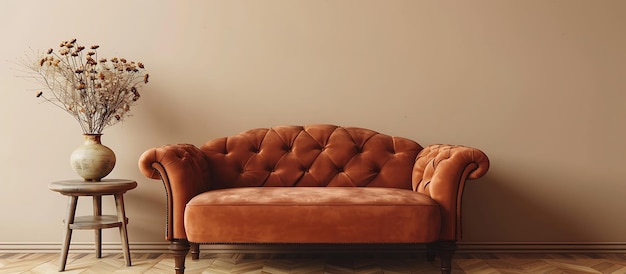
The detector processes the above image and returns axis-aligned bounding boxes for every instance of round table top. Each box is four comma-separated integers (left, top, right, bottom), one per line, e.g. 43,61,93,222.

49,179,137,196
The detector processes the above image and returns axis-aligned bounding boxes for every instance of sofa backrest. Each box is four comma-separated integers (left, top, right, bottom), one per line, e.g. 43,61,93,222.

200,124,423,190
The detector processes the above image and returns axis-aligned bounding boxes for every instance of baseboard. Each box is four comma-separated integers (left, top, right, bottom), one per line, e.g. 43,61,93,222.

0,242,170,253
2,242,626,254
458,242,626,253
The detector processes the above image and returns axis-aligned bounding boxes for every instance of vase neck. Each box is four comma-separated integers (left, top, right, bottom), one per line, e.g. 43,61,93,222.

83,134,103,144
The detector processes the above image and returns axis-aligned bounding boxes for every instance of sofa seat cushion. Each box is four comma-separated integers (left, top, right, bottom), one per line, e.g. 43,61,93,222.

184,187,441,243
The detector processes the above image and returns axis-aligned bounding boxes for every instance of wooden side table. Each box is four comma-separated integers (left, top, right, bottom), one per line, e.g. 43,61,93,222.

49,179,137,271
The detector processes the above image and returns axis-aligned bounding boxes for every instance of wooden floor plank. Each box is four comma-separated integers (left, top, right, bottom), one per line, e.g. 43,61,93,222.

1,252,626,273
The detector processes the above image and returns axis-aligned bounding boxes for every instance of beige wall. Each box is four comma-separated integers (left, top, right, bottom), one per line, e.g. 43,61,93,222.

1,0,625,250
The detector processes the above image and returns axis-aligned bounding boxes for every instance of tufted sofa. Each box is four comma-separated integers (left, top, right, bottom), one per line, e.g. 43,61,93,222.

138,124,489,273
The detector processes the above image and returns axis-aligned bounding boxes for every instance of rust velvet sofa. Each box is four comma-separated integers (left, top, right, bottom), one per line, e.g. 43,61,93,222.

138,124,489,273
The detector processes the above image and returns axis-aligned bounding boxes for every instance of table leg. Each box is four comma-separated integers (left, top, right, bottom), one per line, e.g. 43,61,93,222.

60,196,78,271
114,193,131,266
93,195,102,258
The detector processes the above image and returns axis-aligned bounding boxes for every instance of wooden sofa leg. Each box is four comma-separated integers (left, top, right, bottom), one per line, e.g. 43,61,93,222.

169,239,190,274
436,241,457,274
191,242,200,260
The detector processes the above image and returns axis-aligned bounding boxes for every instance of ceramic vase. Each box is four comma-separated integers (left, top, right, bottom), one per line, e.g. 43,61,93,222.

70,134,116,182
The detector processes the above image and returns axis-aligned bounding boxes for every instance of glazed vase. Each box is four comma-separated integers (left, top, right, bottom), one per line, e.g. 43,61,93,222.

70,134,116,182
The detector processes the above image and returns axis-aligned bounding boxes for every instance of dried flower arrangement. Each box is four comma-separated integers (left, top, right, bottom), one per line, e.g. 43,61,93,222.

21,38,149,134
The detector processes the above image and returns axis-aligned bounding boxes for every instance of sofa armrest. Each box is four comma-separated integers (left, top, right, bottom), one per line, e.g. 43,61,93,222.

138,144,211,241
412,144,490,241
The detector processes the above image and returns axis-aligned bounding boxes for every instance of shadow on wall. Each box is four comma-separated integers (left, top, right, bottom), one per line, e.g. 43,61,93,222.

461,165,592,243
125,185,169,242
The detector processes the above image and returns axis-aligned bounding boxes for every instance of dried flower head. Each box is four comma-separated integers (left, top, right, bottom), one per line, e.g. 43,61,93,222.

20,38,149,134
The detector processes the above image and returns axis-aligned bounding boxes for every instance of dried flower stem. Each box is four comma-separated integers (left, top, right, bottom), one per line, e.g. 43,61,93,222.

20,39,149,134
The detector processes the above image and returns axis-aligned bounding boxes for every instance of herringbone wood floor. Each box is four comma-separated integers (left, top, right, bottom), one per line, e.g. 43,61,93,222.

2,252,626,273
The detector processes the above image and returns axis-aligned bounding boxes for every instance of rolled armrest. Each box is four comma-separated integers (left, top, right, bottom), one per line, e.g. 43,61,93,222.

412,144,490,241
138,144,211,240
